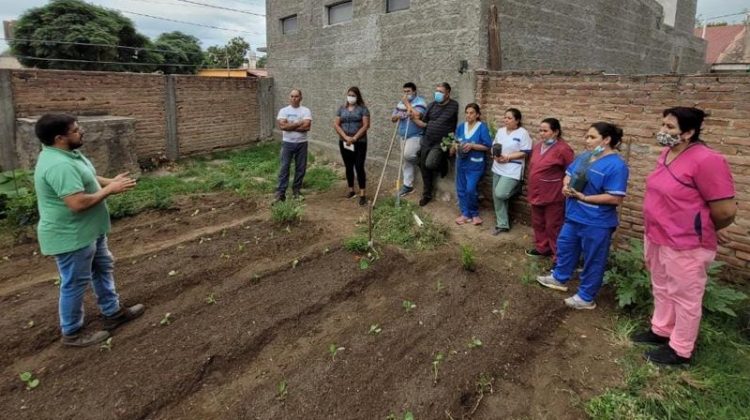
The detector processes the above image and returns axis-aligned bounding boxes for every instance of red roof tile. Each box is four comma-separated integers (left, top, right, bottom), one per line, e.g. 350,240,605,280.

694,24,745,64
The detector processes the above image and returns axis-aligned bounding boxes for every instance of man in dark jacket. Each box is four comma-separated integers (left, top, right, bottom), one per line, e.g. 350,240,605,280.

410,82,459,206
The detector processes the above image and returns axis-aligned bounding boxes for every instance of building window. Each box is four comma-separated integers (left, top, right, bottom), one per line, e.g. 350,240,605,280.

386,0,410,13
281,15,298,34
327,1,353,25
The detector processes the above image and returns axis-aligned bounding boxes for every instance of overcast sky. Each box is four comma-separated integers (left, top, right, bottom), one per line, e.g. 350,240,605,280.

0,0,748,54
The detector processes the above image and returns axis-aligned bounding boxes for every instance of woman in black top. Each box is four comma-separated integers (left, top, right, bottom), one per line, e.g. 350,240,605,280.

334,86,371,206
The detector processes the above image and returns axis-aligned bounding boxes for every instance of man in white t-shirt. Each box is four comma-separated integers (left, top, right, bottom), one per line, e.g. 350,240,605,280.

275,89,312,202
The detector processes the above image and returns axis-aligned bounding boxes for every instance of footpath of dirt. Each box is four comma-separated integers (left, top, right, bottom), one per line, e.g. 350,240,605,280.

0,186,625,419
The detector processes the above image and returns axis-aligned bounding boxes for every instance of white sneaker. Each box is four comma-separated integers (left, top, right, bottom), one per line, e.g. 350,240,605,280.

564,294,596,310
536,274,568,292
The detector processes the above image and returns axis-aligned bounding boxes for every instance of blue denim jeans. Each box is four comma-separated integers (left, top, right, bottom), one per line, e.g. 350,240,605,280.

54,235,120,335
277,141,308,195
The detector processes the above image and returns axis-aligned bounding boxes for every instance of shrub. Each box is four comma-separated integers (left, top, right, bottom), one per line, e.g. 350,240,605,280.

460,244,476,272
271,199,304,224
605,239,748,316
344,235,370,253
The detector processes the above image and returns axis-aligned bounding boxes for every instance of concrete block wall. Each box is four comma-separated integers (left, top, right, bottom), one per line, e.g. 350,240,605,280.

489,0,706,74
476,70,750,273
2,69,269,167
266,0,482,163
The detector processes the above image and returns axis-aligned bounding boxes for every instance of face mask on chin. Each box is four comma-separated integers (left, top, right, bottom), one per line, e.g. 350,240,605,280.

656,132,682,148
592,145,605,156
544,138,556,146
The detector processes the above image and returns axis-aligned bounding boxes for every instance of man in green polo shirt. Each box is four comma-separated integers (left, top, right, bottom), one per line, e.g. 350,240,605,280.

34,114,145,347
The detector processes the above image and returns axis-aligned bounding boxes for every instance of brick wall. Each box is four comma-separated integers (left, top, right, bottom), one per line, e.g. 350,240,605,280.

174,75,260,156
11,69,167,159
7,69,264,162
476,70,750,273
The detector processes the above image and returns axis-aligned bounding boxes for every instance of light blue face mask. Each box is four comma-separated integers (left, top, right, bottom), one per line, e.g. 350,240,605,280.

434,91,445,103
407,94,416,101
592,145,605,156
544,138,556,146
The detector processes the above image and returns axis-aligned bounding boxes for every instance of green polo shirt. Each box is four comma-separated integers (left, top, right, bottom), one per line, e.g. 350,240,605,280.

34,146,110,255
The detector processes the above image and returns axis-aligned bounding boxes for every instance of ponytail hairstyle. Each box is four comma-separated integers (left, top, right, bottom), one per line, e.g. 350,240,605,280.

590,122,624,150
663,107,706,143
505,108,523,127
541,117,562,138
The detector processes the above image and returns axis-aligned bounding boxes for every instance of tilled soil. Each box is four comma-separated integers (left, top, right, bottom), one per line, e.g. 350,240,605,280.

0,188,624,419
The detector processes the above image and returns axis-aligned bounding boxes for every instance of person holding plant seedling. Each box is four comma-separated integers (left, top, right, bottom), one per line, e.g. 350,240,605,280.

409,82,459,207
33,114,145,347
536,122,629,310
453,103,492,226
631,107,736,366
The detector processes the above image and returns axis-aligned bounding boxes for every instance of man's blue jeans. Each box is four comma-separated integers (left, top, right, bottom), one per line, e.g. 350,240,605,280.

277,141,308,195
54,235,120,336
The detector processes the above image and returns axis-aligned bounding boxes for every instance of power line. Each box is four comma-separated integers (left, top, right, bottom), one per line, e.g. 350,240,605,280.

2,37,184,56
16,55,202,67
113,8,261,35
704,11,748,22
173,0,265,17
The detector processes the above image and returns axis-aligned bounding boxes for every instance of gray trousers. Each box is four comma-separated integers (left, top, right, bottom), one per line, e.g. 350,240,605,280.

277,141,308,195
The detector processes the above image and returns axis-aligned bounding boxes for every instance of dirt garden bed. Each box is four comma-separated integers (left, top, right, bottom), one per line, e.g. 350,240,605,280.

0,188,625,419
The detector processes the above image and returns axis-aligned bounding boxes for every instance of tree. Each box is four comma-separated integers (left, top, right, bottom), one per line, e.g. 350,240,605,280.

257,55,267,68
153,32,204,74
11,0,160,72
204,37,250,68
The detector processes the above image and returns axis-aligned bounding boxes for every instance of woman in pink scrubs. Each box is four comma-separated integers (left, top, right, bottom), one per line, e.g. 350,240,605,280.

632,107,737,365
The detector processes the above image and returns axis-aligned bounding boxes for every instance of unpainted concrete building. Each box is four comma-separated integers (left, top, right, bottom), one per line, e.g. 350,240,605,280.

266,0,706,161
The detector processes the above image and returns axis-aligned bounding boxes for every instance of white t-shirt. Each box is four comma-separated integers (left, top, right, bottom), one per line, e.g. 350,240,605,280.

277,105,312,143
491,127,532,180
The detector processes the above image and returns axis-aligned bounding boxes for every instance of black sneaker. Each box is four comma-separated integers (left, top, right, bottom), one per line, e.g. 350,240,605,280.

644,345,690,366
102,304,146,331
273,194,286,204
359,196,368,207
418,196,432,207
346,191,356,199
491,227,510,236
631,329,669,346
62,330,110,347
525,249,552,257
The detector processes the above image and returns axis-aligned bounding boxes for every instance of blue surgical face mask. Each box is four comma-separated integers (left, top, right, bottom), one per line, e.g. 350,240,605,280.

407,94,416,101
434,91,445,103
544,138,556,146
592,145,605,156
